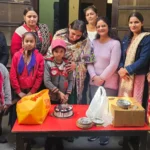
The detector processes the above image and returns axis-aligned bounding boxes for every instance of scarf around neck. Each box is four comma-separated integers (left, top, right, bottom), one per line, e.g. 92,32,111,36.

18,50,36,75
118,32,150,97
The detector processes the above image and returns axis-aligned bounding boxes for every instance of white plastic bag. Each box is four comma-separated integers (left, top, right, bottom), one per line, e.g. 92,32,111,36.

86,86,113,127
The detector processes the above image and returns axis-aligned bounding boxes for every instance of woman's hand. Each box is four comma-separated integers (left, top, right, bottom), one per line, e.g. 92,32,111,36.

147,73,150,83
92,76,104,86
18,92,26,98
66,62,76,72
118,68,130,80
118,68,128,77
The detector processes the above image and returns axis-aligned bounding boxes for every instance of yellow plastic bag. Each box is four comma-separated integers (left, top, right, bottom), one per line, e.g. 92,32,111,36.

16,89,51,124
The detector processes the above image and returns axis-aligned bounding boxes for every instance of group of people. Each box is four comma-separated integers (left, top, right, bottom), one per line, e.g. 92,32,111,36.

0,4,150,150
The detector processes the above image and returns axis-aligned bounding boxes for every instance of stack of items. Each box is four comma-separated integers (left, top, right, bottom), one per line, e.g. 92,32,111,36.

76,117,93,129
109,97,145,127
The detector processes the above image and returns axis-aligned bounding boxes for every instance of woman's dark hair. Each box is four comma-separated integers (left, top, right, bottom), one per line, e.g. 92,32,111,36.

83,5,98,15
95,16,120,41
21,6,38,26
128,12,145,38
22,32,37,42
69,20,87,42
23,6,37,16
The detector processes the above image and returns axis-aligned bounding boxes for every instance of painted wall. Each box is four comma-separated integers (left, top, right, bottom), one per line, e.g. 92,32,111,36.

69,0,79,23
107,0,112,3
39,0,59,34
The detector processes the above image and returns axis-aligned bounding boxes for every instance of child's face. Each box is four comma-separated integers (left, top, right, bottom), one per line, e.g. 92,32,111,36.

23,34,36,51
53,47,65,62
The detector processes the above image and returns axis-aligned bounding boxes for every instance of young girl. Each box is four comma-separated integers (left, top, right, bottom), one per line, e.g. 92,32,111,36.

0,63,11,143
44,39,73,150
9,32,44,128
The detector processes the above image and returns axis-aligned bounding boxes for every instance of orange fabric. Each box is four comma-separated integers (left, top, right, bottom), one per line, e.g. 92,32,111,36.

16,89,51,124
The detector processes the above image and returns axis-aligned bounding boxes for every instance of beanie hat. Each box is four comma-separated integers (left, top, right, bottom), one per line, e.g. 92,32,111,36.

51,39,66,52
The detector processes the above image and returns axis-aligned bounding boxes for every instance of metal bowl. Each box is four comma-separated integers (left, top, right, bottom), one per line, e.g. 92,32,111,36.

116,99,131,109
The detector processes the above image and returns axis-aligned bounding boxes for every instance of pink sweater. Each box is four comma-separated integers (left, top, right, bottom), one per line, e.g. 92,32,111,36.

87,39,121,90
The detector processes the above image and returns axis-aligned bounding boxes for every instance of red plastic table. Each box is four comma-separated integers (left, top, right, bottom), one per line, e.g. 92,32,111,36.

12,105,150,150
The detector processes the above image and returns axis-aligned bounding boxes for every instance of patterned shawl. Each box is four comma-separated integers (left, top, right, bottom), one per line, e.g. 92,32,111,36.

17,23,50,55
46,28,95,103
118,32,150,97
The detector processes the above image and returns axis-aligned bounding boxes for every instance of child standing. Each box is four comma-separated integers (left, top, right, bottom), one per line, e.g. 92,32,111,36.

0,63,11,143
44,39,73,104
9,32,44,128
44,39,73,150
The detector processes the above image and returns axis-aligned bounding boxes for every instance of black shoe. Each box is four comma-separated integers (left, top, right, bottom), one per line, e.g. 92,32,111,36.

13,143,16,150
0,136,7,143
0,127,2,135
64,137,74,142
56,142,64,150
118,139,123,146
99,136,109,145
45,139,53,150
87,136,99,142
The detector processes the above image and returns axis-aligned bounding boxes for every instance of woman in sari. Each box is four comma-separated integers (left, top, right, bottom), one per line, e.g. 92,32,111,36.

46,19,95,104
118,12,150,109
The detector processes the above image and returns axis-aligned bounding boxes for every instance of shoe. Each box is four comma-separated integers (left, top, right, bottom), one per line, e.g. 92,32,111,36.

99,136,109,145
44,138,53,150
13,143,16,150
118,139,123,146
87,136,99,142
0,136,7,143
64,137,74,142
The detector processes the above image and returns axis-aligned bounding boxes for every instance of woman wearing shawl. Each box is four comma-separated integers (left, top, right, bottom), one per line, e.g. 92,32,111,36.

11,6,52,58
46,20,95,104
118,12,150,110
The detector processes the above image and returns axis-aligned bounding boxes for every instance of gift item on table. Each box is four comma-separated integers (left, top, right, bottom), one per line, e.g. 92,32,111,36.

109,97,145,127
17,89,51,124
86,86,113,127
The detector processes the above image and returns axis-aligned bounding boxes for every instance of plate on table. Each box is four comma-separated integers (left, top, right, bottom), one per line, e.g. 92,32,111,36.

93,118,104,125
116,99,131,109
77,117,92,125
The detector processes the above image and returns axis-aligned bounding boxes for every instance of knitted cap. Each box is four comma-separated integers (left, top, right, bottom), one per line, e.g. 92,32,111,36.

51,39,66,51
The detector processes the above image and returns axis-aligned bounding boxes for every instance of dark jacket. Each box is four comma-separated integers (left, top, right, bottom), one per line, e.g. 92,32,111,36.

0,32,9,66
119,34,150,75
